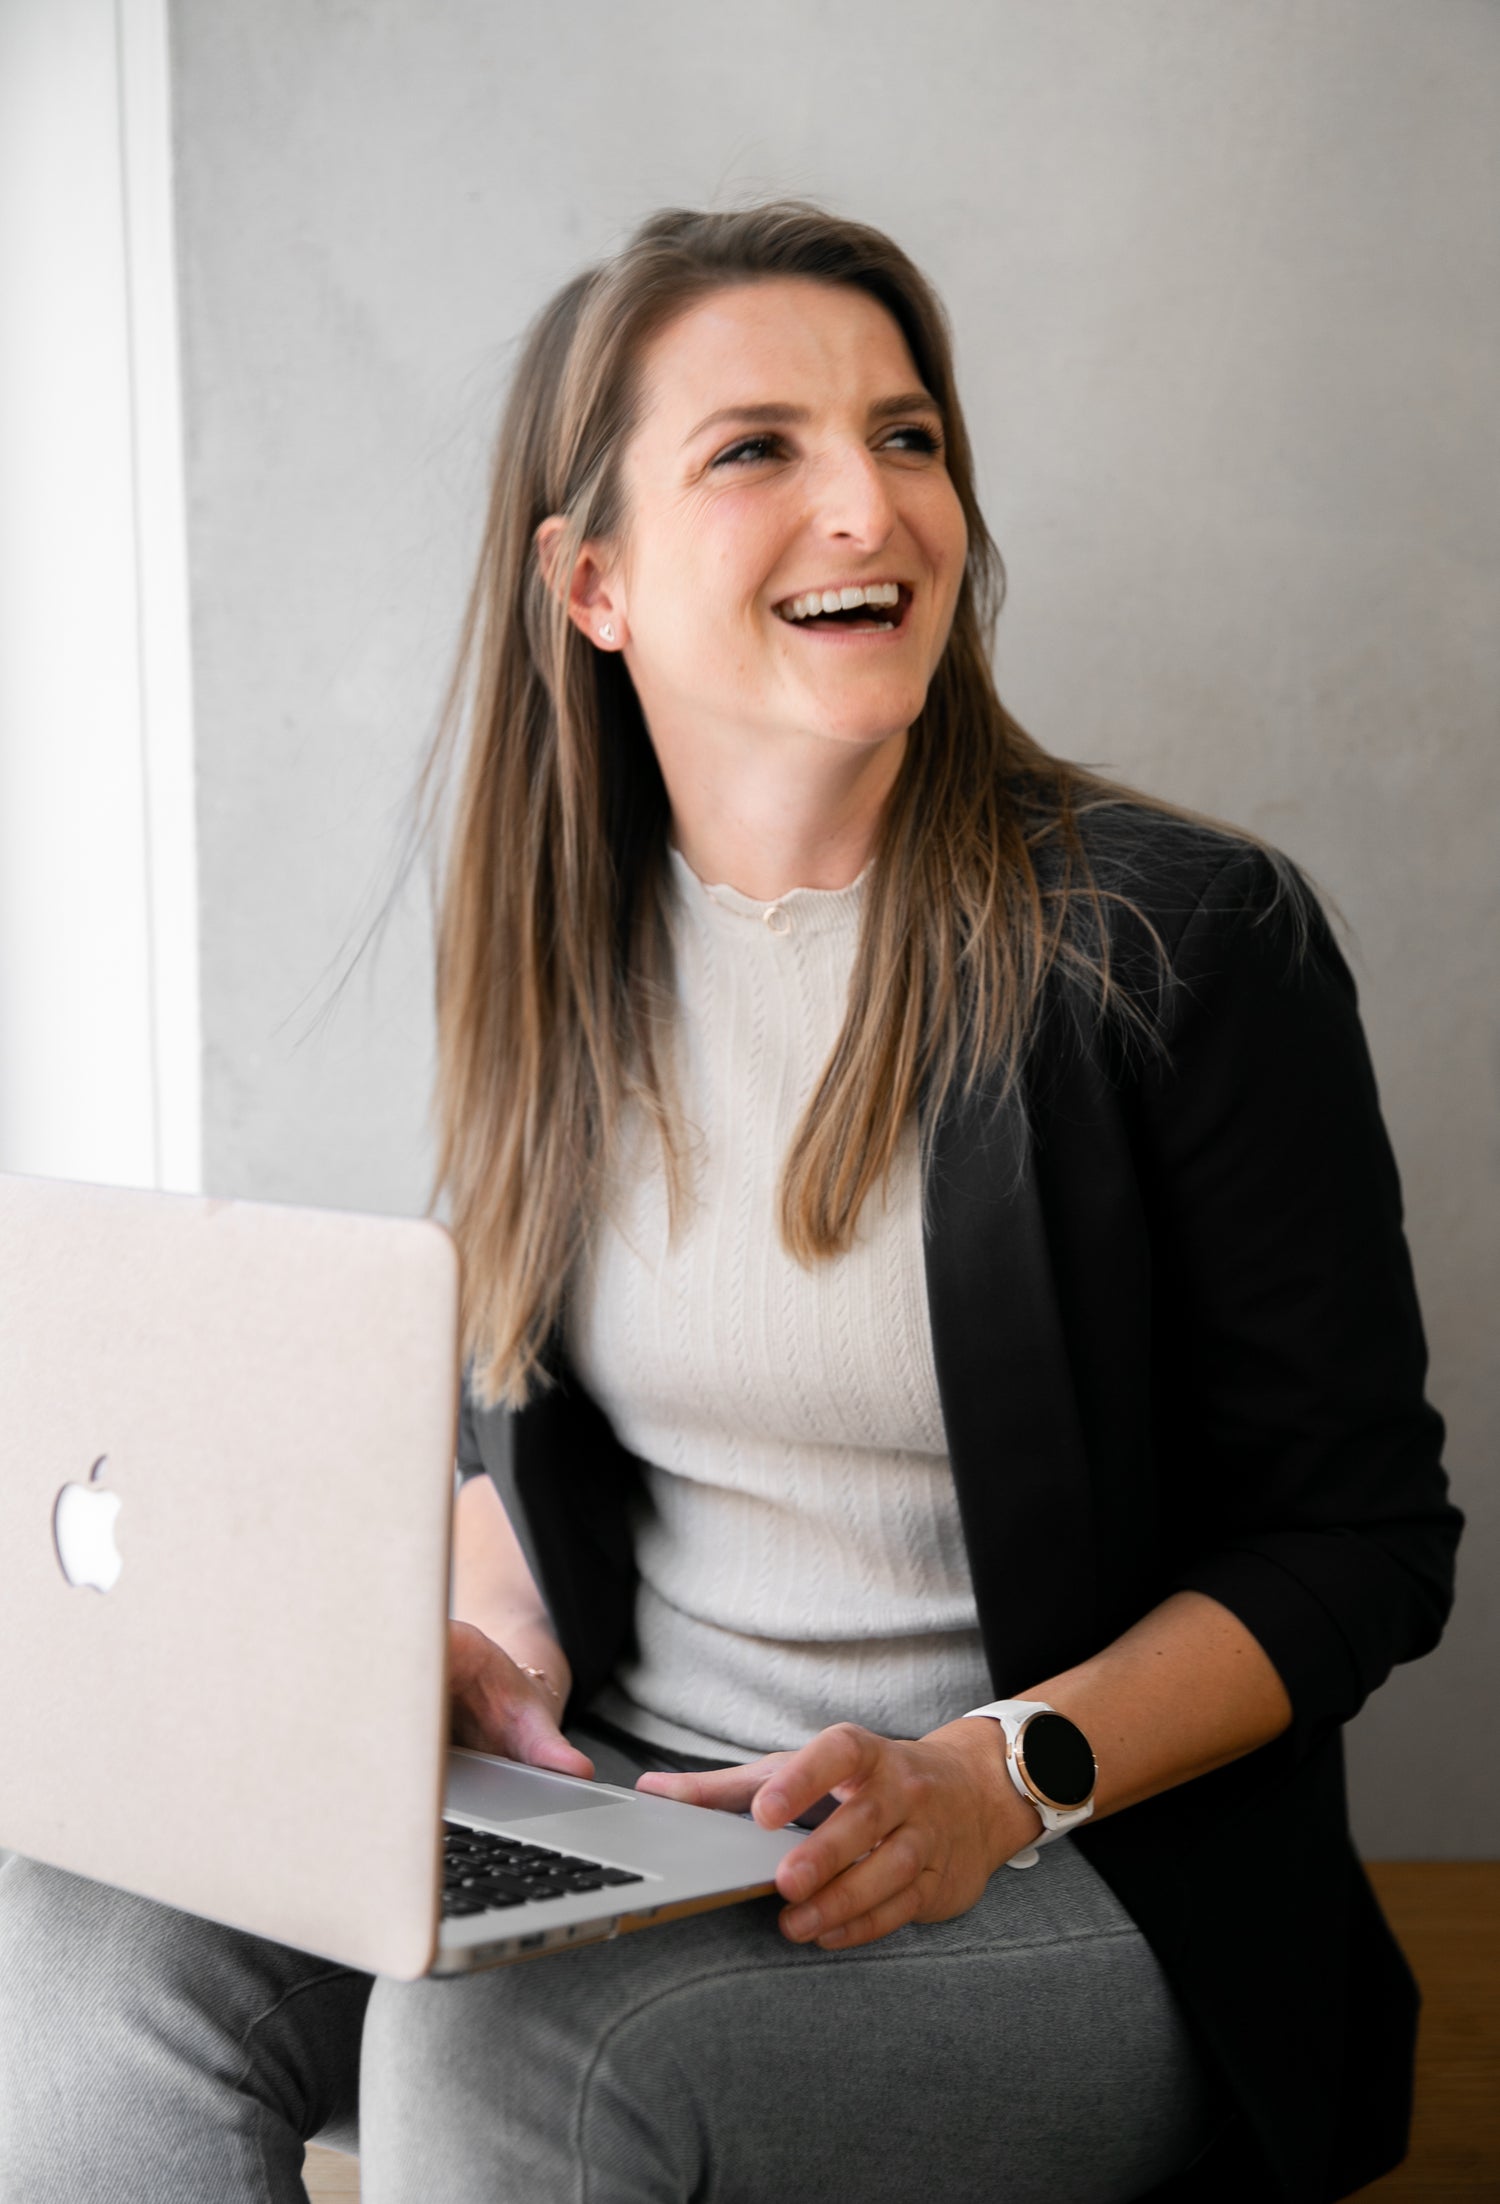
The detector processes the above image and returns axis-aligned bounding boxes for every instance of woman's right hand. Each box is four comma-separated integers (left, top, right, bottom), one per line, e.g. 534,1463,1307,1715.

447,1619,595,1779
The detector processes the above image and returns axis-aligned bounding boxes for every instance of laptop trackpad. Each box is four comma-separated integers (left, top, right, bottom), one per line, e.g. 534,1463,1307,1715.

446,1750,627,1824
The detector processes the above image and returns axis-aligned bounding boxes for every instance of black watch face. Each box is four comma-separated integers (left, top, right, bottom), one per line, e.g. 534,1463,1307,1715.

1017,1713,1096,1810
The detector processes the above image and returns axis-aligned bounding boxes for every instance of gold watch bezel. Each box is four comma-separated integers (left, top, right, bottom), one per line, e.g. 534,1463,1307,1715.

1011,1710,1098,1814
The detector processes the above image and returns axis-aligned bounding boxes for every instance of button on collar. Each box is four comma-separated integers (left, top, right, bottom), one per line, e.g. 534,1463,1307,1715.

666,843,869,939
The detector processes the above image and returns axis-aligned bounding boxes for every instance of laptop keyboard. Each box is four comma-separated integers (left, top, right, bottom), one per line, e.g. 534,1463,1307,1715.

441,1820,646,1919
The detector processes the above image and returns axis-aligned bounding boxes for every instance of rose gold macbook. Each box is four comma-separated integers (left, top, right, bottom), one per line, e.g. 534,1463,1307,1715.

0,1174,798,1979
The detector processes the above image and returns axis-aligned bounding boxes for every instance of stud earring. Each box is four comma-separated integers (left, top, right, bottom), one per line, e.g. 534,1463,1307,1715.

599,622,615,644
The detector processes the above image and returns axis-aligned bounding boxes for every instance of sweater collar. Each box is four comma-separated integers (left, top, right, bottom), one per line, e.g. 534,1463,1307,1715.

666,841,869,940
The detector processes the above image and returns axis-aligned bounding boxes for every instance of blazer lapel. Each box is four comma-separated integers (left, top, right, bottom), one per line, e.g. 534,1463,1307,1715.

922,1078,1100,1689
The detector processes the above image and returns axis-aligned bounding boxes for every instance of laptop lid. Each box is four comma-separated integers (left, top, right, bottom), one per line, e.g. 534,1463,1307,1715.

0,1173,458,1979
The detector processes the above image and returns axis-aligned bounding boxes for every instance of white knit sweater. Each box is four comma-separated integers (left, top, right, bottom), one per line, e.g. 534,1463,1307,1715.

565,843,991,1762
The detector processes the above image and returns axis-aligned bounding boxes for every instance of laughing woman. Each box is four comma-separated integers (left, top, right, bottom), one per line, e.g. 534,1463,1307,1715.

376,203,1460,2203
0,202,1461,2204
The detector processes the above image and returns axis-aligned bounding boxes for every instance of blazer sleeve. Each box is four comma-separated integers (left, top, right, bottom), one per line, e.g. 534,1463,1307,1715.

456,1380,487,1483
1136,845,1462,1750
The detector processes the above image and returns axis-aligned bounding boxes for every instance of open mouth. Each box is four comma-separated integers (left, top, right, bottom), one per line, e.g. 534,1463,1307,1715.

772,582,912,634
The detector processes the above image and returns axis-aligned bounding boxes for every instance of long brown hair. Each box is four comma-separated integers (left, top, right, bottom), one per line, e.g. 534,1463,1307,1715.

425,201,1250,1409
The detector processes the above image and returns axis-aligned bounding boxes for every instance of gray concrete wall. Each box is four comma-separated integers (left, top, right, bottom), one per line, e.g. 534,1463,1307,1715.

169,0,1500,1854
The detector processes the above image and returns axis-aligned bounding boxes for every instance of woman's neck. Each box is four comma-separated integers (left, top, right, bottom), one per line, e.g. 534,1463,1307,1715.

656,723,907,901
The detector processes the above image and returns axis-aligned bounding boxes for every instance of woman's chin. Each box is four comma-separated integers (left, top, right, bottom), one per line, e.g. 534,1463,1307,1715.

779,674,927,751
802,702,923,753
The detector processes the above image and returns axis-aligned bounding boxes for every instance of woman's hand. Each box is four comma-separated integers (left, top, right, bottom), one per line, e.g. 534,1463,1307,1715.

636,1718,1041,1950
447,1619,595,1779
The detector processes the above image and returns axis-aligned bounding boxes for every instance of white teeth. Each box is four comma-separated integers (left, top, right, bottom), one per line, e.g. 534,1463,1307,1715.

776,582,904,621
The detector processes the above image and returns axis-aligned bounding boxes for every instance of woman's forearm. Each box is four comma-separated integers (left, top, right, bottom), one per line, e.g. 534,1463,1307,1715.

1018,1589,1293,1821
451,1472,573,1705
641,1588,1296,1949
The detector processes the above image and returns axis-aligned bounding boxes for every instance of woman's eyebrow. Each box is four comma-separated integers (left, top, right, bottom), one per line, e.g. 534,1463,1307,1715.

682,390,941,448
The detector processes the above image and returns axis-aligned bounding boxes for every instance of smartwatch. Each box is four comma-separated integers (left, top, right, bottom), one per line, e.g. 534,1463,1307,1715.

963,1698,1097,1870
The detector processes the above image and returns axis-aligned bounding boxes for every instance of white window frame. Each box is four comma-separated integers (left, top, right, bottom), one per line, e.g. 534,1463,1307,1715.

0,0,199,1192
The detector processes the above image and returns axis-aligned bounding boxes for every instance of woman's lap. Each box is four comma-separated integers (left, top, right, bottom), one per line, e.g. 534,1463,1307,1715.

0,1728,1217,2203
361,1827,1214,2204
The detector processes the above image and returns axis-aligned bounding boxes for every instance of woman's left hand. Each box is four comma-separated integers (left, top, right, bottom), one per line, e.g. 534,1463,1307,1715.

635,1718,1043,1950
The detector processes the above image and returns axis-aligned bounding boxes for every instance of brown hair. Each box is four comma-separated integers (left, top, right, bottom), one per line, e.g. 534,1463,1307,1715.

424,201,1247,1409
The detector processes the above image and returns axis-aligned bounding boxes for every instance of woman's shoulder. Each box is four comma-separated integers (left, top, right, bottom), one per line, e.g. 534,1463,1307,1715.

1019,786,1334,1050
1046,788,1317,951
1068,794,1302,937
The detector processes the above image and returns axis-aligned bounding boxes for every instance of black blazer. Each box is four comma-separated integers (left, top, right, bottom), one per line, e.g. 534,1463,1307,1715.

460,809,1462,2203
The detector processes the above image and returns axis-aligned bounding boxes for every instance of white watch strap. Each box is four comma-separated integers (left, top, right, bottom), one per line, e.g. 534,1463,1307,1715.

963,1698,1096,1871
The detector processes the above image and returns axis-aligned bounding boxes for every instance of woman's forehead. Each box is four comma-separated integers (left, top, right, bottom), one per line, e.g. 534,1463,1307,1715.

633,279,926,441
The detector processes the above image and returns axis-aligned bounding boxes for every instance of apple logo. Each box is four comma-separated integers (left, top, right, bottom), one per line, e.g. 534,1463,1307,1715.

52,1456,124,1592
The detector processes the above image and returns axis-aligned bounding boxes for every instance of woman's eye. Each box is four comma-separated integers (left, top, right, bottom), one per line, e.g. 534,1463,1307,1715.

711,435,783,468
708,424,942,469
883,424,943,454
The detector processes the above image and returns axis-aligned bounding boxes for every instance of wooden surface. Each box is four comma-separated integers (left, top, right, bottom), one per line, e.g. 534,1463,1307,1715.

1350,1863,1500,2199
302,1862,1500,2203
304,2145,359,2196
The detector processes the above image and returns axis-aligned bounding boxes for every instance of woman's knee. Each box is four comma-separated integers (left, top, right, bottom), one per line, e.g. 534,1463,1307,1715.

0,1854,163,2020
0,1854,369,2195
0,1852,310,2041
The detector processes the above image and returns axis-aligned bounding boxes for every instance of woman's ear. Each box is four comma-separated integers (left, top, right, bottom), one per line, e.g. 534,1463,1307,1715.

533,516,628,651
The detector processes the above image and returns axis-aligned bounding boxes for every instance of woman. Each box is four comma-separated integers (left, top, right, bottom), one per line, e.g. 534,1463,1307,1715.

0,202,1460,2203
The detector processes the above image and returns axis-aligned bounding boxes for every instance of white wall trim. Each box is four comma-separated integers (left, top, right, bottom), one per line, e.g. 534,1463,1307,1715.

0,0,199,1193
118,0,201,1193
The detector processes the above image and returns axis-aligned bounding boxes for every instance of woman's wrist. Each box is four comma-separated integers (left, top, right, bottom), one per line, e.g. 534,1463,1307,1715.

937,1716,1044,1870
456,1609,572,1712
506,1625,572,1710
516,1661,563,1709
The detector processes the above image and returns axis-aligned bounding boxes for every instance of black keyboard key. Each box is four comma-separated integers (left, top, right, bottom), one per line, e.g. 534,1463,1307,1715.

443,1886,529,1917
441,1822,648,1908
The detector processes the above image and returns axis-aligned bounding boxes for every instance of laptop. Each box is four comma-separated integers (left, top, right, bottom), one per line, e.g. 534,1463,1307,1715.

0,1171,800,1979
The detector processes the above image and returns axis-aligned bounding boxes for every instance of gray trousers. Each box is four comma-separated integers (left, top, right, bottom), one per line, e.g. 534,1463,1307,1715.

0,1730,1220,2202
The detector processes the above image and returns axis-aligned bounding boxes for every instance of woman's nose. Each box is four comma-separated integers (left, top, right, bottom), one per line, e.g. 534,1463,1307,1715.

812,443,898,548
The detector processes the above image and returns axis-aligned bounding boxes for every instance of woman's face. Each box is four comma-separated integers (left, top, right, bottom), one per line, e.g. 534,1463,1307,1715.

587,277,968,766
